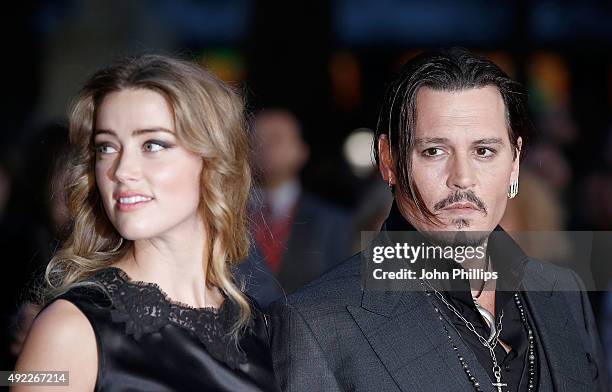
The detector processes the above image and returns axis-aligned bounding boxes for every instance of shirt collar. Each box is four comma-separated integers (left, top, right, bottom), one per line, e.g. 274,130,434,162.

380,201,529,293
263,179,301,221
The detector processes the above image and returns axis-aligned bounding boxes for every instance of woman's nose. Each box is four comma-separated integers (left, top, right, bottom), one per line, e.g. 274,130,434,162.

113,150,141,183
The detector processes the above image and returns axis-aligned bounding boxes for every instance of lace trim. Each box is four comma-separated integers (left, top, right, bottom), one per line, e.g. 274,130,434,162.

91,267,247,369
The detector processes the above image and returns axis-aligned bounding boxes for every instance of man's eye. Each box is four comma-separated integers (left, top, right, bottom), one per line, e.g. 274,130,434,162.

475,147,494,157
95,144,118,154
143,141,165,152
423,147,444,157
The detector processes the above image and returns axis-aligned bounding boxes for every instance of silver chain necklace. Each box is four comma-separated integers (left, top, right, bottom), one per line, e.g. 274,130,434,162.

420,279,508,391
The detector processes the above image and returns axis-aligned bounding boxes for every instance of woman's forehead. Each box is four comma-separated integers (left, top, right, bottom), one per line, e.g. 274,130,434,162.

95,89,175,134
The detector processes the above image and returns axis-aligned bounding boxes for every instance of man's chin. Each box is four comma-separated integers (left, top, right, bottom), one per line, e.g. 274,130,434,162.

422,219,493,247
423,230,489,247
442,217,494,231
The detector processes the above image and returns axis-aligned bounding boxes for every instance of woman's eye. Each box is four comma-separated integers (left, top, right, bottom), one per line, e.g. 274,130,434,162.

95,144,117,154
423,147,444,157
143,141,165,152
475,147,494,157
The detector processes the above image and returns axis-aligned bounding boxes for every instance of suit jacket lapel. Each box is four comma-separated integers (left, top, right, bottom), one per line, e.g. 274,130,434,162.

355,209,594,391
522,262,594,391
346,261,597,392
347,287,497,392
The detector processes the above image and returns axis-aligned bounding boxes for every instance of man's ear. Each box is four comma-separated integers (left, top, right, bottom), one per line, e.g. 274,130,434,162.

378,135,396,184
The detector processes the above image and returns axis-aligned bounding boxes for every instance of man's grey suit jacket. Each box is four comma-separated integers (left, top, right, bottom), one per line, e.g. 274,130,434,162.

268,253,608,391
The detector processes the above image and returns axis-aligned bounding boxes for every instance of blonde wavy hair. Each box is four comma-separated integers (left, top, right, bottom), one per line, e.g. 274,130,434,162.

43,54,252,335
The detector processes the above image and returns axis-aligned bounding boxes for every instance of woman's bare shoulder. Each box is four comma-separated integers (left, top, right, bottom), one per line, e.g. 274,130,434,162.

13,299,98,391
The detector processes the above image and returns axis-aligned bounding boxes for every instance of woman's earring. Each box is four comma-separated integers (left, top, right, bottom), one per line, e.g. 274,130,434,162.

508,179,519,199
388,175,395,195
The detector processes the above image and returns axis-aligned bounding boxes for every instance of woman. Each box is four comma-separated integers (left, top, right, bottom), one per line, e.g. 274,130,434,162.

15,54,279,391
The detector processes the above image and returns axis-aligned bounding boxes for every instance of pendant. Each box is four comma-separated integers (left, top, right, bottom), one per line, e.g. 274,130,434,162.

492,380,507,392
492,366,507,392
473,299,497,345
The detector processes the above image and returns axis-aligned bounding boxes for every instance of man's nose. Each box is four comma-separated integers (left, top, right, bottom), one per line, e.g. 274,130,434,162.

112,150,141,183
446,153,476,190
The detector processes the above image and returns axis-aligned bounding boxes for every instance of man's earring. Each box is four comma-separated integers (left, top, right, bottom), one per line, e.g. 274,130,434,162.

508,179,519,199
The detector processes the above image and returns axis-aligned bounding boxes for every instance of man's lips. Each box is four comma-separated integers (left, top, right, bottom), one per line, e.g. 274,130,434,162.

441,203,481,213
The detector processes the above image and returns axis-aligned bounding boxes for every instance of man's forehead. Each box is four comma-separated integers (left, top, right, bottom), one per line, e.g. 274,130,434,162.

414,86,508,141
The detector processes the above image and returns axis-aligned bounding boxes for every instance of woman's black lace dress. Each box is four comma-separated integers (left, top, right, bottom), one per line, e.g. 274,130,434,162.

52,267,280,391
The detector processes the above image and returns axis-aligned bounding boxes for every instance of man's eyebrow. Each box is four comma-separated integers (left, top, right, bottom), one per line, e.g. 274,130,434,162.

472,137,504,145
414,137,450,145
93,127,174,136
413,137,506,146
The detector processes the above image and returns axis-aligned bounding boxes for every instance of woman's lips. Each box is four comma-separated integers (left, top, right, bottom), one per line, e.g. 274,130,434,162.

116,199,153,212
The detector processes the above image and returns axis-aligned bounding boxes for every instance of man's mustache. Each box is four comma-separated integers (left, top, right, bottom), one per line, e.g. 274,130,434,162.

433,191,487,213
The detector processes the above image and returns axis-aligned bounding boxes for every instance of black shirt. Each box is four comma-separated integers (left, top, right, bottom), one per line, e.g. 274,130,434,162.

442,278,537,392
383,202,538,392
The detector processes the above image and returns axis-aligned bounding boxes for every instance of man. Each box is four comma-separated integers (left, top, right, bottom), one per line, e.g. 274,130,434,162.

237,109,352,307
269,48,607,392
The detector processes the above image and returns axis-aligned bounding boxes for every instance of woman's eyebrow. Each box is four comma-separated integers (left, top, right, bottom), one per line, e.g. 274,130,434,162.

94,127,174,136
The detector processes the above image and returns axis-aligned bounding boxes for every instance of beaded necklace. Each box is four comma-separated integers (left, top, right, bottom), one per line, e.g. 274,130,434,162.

420,280,536,392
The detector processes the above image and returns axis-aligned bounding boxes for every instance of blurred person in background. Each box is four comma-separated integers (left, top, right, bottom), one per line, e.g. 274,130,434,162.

236,109,353,307
15,54,279,391
351,173,393,249
500,168,570,265
7,125,71,360
1,124,71,367
0,160,18,369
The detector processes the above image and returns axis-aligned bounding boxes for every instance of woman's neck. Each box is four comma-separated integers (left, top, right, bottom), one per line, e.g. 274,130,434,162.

112,219,224,309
